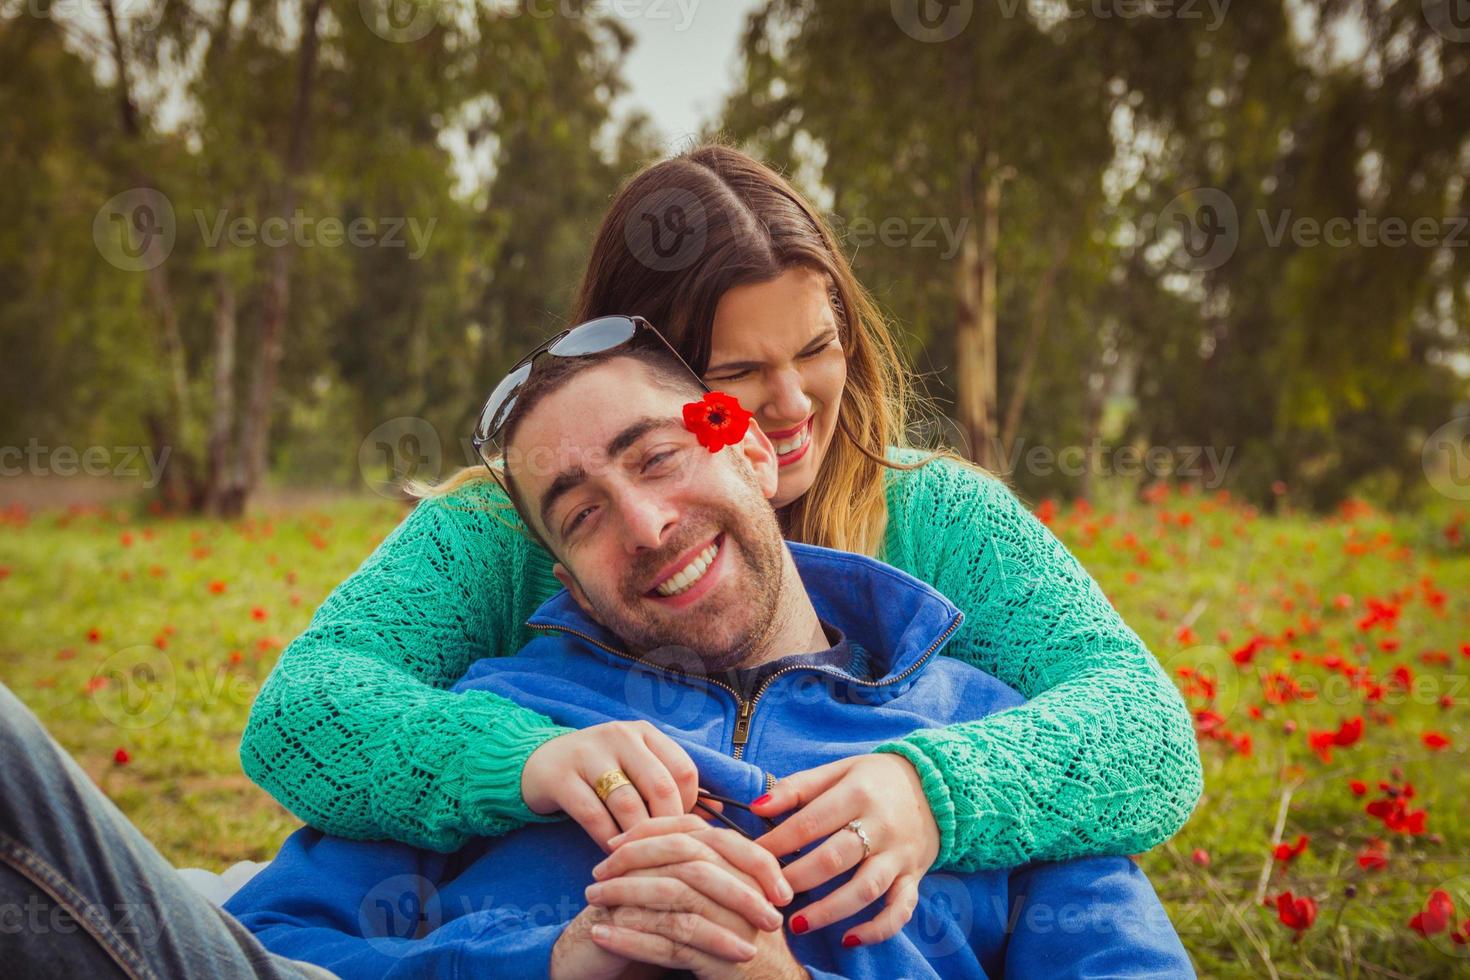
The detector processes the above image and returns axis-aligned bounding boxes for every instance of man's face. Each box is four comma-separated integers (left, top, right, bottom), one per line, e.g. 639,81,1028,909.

508,358,786,670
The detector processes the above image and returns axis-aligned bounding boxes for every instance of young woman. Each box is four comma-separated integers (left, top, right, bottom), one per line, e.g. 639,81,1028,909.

240,145,1203,947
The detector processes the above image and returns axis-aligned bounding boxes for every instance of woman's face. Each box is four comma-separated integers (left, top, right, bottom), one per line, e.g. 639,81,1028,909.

704,266,847,509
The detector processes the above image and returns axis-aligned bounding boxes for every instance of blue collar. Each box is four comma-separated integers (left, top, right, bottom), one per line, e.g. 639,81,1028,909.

524,542,964,687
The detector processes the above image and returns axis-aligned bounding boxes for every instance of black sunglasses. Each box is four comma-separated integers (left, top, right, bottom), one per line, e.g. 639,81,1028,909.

469,315,708,477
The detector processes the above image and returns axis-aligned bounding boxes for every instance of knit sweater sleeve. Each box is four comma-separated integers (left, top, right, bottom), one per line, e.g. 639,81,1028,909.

238,482,573,853
873,454,1203,871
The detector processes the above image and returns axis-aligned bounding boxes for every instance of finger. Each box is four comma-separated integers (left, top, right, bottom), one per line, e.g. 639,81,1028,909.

696,827,795,907
589,921,728,972
608,814,714,850
598,778,651,834
840,873,923,948
752,785,854,860
638,724,701,815
560,781,624,854
594,831,713,880
751,758,853,817
788,855,899,933
608,905,758,963
778,821,866,894
587,858,781,932
618,736,689,821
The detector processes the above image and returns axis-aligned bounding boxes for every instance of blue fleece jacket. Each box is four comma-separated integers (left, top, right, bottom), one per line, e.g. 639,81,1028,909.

225,543,1193,979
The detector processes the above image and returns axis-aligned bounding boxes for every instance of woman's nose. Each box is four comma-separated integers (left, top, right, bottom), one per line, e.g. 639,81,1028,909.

766,368,812,423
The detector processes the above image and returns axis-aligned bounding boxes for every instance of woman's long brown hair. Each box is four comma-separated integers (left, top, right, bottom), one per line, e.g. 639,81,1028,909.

419,143,964,556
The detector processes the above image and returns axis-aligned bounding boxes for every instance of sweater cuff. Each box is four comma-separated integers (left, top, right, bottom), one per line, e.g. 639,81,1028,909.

873,736,958,870
461,712,574,832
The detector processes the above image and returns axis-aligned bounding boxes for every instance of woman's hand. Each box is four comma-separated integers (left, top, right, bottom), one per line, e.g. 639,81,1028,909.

522,720,702,852
751,753,940,946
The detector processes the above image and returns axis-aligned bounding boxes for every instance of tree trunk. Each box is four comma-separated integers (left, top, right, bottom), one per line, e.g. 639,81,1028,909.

103,0,196,508
1000,235,1072,459
204,274,242,516
954,152,1005,470
232,0,326,506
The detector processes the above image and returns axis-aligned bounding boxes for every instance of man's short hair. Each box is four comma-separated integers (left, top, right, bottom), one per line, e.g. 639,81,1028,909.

496,343,707,542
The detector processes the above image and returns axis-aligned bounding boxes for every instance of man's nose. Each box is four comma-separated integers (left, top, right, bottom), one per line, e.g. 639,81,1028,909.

766,367,812,422
616,490,678,552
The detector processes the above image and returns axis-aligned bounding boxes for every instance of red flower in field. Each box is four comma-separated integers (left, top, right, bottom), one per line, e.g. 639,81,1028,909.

0,565,12,581
1334,716,1364,746
86,627,101,643
1422,731,1451,751
682,391,752,453
1191,848,1210,867
1409,889,1455,937
1273,835,1309,864
250,606,268,621
1366,783,1428,835
1356,839,1388,871
119,531,134,547
1231,635,1266,666
112,747,130,765
1348,780,1368,796
1271,891,1317,934
208,580,227,595
229,651,244,664
1332,593,1353,611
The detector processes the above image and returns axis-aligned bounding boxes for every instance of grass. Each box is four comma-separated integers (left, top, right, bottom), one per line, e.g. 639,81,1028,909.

0,484,1467,977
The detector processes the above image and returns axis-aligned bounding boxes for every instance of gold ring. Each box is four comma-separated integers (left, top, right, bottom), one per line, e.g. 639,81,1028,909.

593,769,633,802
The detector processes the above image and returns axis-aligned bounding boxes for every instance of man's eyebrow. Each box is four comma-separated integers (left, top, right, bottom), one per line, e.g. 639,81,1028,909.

536,416,683,536
704,327,838,374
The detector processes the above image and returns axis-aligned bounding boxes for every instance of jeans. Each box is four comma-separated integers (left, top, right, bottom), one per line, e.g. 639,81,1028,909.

0,681,338,979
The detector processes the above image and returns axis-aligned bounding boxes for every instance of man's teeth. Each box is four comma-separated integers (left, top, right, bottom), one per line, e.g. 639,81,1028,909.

654,541,720,597
772,424,810,456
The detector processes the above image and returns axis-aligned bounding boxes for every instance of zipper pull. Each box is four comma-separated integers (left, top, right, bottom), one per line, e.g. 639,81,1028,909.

732,700,753,748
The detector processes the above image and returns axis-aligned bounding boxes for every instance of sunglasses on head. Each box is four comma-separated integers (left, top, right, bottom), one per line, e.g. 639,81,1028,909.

469,315,708,481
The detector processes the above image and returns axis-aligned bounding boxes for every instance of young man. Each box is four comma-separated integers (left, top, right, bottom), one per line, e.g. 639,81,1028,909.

220,344,1194,978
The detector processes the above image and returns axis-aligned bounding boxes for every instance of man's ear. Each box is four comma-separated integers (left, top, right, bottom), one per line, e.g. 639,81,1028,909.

735,418,780,501
552,563,597,617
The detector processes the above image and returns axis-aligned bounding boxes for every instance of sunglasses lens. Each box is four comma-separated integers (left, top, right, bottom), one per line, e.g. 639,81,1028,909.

476,360,534,442
547,316,638,357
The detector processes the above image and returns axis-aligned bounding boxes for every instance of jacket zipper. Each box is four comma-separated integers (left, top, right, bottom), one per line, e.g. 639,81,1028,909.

525,612,963,763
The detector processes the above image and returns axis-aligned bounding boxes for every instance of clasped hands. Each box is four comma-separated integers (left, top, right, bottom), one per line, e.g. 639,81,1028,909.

528,722,941,976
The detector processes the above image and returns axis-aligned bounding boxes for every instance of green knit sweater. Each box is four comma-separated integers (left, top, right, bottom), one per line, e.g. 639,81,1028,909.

239,449,1203,871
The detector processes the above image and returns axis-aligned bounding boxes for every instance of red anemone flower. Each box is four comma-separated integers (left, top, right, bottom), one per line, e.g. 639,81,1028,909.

682,391,753,453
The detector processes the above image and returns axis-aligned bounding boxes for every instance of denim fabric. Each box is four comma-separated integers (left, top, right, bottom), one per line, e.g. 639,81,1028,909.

0,681,338,980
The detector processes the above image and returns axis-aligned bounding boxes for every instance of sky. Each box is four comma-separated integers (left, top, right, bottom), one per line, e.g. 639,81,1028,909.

610,0,764,149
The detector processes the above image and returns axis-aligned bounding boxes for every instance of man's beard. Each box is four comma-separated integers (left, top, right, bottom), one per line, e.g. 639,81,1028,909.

576,472,787,673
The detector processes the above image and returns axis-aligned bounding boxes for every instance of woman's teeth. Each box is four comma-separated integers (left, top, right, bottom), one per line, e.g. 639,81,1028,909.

654,541,720,597
772,424,810,456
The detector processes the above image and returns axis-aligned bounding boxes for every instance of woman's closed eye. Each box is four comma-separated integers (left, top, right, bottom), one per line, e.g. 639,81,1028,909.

705,338,835,384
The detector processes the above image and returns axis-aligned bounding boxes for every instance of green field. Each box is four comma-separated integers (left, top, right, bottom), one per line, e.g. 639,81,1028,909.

1,485,1466,977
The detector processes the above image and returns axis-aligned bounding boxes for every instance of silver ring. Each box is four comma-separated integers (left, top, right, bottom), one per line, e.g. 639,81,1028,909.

846,819,871,860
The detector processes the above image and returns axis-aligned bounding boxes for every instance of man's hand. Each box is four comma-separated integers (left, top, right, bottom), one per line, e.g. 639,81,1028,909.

581,815,808,979
550,905,664,980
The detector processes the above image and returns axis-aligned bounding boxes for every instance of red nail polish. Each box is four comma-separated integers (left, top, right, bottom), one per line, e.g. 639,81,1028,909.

842,935,862,948
790,914,809,934
751,793,772,807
